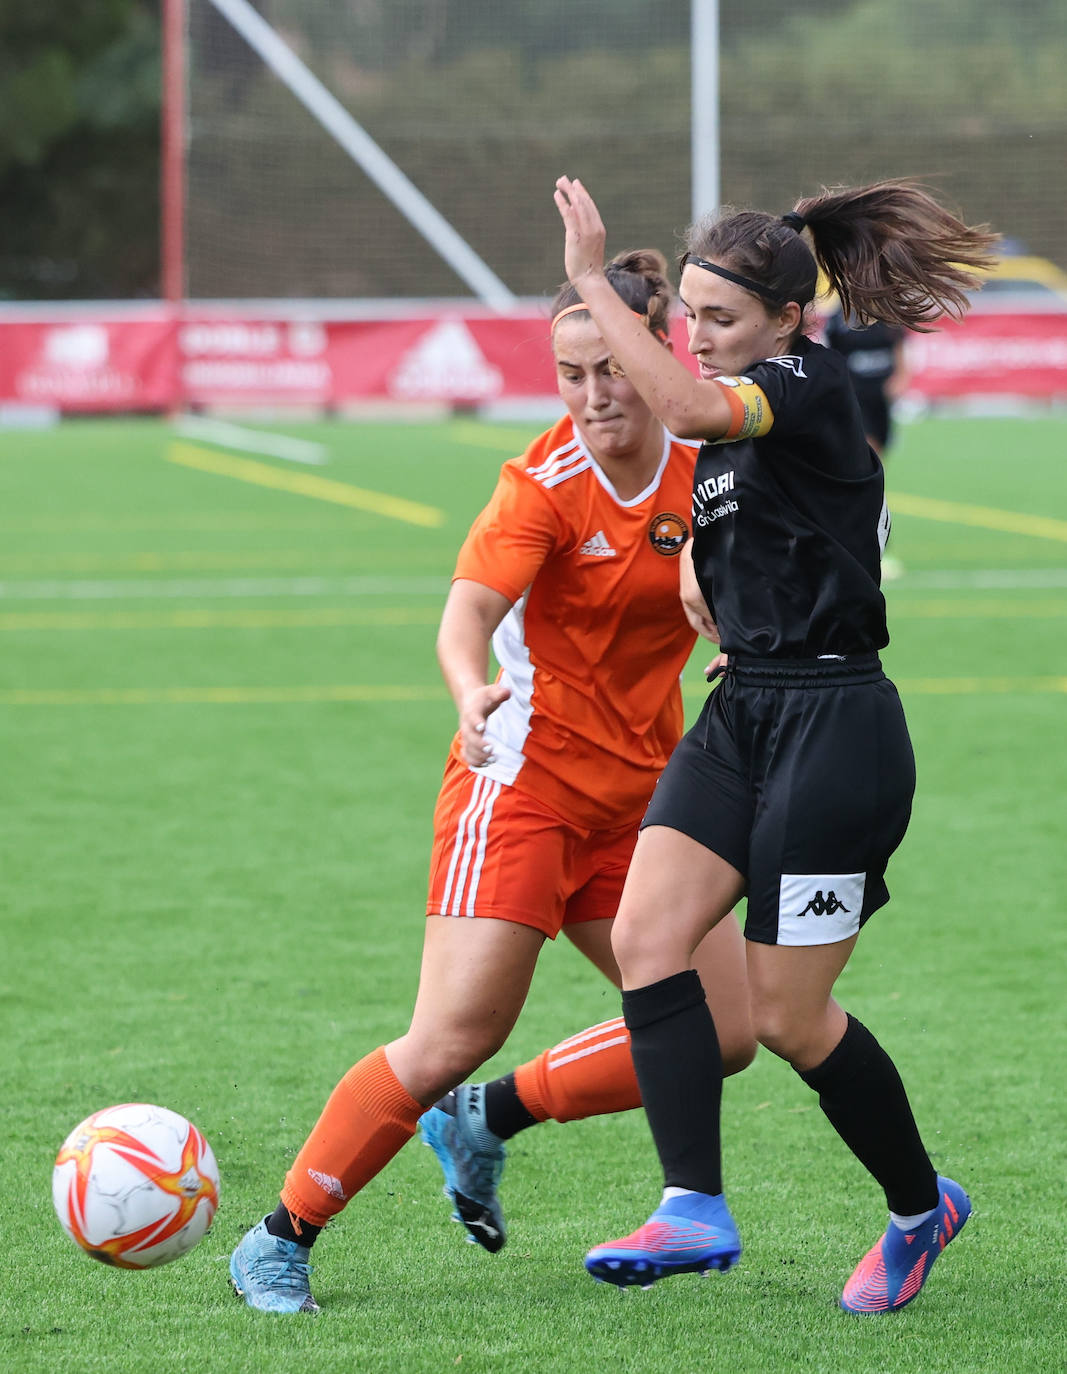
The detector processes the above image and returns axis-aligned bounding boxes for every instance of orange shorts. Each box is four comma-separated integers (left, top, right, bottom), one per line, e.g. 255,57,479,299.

426,755,640,938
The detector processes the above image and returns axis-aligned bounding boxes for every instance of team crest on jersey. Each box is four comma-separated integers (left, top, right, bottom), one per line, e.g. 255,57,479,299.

648,511,689,556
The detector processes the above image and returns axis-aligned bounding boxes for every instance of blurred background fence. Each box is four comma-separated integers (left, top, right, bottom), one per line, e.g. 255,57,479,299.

181,0,1067,300
2,0,1064,303
1,0,1065,414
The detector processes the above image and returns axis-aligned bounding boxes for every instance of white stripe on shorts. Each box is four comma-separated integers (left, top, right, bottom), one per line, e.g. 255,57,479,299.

438,773,502,917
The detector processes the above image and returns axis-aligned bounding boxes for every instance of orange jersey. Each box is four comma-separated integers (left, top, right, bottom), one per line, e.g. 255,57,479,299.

451,416,700,828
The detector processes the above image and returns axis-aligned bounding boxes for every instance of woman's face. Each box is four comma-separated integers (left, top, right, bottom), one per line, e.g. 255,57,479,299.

679,262,798,380
553,314,660,460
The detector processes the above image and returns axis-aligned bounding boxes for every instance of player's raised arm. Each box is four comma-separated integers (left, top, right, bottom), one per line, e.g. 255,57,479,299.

553,177,733,442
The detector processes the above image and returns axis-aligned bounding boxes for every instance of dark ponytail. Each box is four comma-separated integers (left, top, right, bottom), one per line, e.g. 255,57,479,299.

793,179,999,331
686,179,998,334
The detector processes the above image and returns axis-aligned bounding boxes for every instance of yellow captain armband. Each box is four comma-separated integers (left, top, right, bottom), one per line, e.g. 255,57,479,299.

713,375,774,442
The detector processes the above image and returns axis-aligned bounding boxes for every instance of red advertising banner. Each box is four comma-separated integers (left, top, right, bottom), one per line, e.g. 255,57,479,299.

1,305,1064,412
0,312,176,412
177,312,560,408
903,312,1067,401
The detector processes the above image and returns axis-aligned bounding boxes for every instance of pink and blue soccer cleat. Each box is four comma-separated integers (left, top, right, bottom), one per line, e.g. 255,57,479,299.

840,1175,971,1313
584,1193,741,1288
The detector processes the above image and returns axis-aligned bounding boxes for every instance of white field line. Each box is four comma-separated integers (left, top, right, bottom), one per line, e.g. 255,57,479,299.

5,677,1065,708
887,569,1067,588
0,684,451,706
0,576,450,601
173,415,328,465
1,570,1063,603
0,607,443,631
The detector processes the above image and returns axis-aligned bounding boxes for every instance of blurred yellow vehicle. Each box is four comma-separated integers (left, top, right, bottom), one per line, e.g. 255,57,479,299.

815,248,1067,316
966,252,1067,311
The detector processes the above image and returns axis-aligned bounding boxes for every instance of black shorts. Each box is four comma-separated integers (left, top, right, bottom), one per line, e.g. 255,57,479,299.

642,654,915,946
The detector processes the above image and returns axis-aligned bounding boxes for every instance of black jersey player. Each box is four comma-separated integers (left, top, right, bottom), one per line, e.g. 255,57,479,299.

822,308,908,457
554,175,996,1313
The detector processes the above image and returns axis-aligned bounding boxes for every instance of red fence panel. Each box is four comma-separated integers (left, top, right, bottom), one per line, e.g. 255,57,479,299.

1,304,1064,413
0,312,177,412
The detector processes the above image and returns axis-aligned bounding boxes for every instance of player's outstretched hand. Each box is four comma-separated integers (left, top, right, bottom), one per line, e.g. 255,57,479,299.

705,652,730,682
554,177,607,288
459,683,511,767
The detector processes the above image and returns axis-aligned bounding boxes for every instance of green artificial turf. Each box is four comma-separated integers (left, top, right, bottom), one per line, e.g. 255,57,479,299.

1,413,1064,1372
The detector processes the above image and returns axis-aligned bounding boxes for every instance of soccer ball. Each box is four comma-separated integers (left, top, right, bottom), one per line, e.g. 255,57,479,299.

52,1102,220,1268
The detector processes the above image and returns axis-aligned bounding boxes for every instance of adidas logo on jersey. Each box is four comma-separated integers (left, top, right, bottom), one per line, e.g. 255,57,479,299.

579,530,617,558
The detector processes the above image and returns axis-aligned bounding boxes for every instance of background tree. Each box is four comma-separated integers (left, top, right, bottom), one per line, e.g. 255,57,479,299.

0,0,160,299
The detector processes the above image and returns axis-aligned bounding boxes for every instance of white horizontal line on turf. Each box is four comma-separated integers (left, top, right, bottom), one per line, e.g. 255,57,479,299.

888,599,1066,618
889,569,1067,588
7,677,1065,707
0,685,452,706
173,415,329,465
0,607,443,631
0,576,450,601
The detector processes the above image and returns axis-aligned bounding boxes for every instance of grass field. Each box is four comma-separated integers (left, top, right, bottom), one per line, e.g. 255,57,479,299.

1,412,1065,1373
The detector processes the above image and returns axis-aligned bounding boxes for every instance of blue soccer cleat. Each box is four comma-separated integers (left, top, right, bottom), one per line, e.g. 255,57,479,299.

229,1218,320,1314
419,1086,507,1253
584,1193,741,1288
840,1175,971,1313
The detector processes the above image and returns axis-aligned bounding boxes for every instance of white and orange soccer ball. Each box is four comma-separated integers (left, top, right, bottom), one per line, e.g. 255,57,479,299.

52,1103,220,1268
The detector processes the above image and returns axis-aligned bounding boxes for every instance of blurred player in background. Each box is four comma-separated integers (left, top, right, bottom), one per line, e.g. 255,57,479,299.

229,249,755,1314
822,307,909,459
554,174,996,1312
823,305,910,577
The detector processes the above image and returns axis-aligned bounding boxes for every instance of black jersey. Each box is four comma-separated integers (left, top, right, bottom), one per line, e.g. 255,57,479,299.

691,335,889,659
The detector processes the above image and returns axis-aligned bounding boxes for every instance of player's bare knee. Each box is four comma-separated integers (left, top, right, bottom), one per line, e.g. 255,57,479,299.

750,1001,805,1062
392,1024,506,1103
611,914,687,985
720,1029,758,1076
427,1032,502,1086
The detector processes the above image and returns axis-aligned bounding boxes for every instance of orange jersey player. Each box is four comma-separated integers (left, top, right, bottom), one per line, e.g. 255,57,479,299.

229,249,755,1313
432,417,700,868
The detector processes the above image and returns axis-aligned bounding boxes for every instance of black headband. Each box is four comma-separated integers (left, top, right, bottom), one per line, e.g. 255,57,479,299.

780,212,807,233
680,253,786,305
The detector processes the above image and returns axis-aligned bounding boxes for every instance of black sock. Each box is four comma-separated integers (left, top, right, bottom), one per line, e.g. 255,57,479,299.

265,1203,322,1248
483,1075,539,1141
622,969,724,1196
434,1081,538,1142
798,1014,938,1215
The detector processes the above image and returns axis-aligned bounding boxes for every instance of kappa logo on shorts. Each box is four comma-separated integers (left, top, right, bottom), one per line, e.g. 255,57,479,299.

794,889,851,918
777,872,864,948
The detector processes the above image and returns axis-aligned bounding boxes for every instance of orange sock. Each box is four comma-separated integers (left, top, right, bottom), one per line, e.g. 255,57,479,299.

280,1046,423,1228
513,1017,640,1124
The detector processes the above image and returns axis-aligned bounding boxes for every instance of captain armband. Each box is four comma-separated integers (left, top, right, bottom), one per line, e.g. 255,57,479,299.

713,376,775,442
